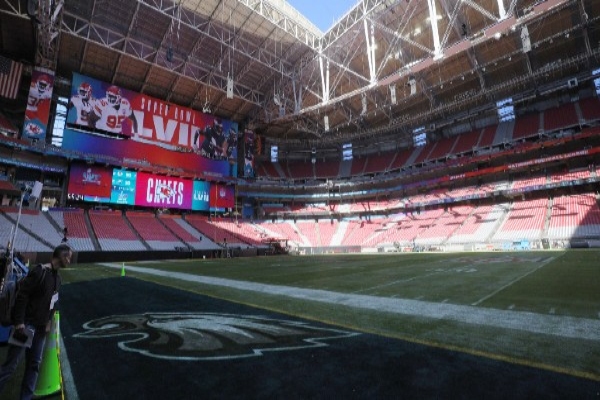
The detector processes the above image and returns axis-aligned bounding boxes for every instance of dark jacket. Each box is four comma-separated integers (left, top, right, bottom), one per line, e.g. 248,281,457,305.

12,263,61,328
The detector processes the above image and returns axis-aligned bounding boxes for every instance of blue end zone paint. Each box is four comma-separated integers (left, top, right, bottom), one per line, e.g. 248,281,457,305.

59,278,599,400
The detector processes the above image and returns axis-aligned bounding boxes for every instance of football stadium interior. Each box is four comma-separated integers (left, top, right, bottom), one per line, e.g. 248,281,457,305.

1,0,600,398
0,0,599,259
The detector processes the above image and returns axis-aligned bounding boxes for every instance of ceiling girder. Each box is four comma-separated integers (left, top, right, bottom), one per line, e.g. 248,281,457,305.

61,11,266,106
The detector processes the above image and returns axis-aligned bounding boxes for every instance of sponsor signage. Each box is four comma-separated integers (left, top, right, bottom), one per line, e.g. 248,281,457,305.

209,183,235,211
191,180,210,211
67,73,238,153
22,67,55,141
134,171,193,210
111,169,137,205
67,163,112,202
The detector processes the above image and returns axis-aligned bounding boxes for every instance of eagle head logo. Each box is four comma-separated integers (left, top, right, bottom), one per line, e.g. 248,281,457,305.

73,312,359,361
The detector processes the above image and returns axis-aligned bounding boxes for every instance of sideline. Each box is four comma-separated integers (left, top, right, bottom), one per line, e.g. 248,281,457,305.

59,334,79,400
100,263,600,342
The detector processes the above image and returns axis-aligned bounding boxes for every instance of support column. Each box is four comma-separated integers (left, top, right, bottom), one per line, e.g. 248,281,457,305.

427,0,443,60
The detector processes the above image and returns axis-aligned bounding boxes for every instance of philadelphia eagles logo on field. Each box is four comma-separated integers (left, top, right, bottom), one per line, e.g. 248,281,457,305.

73,312,360,361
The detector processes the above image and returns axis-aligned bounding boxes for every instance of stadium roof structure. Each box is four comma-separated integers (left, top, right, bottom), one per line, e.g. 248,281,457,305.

0,0,599,151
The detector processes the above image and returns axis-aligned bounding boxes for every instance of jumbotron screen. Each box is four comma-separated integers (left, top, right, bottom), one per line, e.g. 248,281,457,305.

134,171,193,210
67,164,112,203
67,165,226,211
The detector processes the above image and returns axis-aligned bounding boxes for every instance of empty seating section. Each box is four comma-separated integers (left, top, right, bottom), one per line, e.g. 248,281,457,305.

284,204,330,215
212,220,263,246
53,209,95,251
407,189,447,205
445,186,477,199
0,207,50,252
511,176,547,190
412,142,435,165
548,169,591,184
387,148,412,170
544,102,578,132
426,136,457,161
512,113,540,140
340,219,384,246
4,208,63,248
364,153,393,174
349,200,400,213
491,198,548,241
259,162,283,179
578,96,600,122
350,157,367,176
366,211,433,246
315,160,340,178
477,126,497,148
317,221,338,247
452,129,482,154
294,221,321,246
548,194,600,238
89,210,145,251
185,216,241,245
416,205,473,245
162,216,218,250
257,221,307,246
127,211,182,250
446,204,506,244
287,162,313,179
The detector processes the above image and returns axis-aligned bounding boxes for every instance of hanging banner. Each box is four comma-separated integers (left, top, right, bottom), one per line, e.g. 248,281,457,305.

209,183,235,211
244,129,255,178
22,67,55,140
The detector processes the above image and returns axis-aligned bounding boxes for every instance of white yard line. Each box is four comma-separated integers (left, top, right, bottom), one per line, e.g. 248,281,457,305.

471,256,558,306
99,262,600,342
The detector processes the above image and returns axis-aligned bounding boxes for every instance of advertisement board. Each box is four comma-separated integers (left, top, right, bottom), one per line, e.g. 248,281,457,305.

67,163,112,202
134,171,193,210
66,73,238,157
111,169,137,205
22,67,55,141
61,128,234,178
209,183,235,211
191,180,210,211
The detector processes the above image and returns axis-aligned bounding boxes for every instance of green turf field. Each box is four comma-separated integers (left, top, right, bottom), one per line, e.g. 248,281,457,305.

2,249,599,399
64,250,600,381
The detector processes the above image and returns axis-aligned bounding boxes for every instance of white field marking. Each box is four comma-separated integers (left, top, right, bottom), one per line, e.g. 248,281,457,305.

59,333,80,400
100,263,600,342
352,270,444,294
549,308,556,315
508,304,515,310
442,299,449,303
471,255,559,306
415,296,424,300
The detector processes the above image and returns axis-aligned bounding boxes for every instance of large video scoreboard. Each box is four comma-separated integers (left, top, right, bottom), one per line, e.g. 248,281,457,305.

67,163,233,212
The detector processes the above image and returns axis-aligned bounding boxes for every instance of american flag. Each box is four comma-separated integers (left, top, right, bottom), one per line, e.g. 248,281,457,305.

0,55,23,99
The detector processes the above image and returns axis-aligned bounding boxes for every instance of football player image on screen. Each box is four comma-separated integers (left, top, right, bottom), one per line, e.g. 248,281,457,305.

226,128,238,161
89,85,137,135
24,74,52,121
196,119,227,159
68,82,95,126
